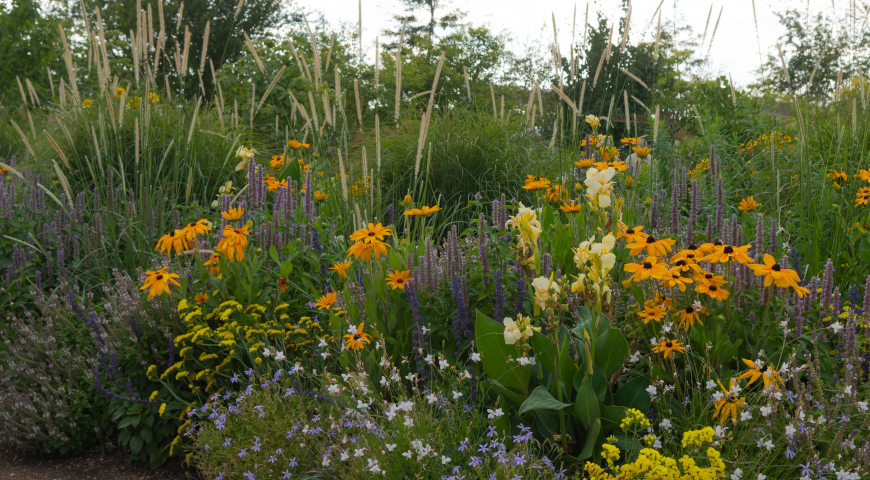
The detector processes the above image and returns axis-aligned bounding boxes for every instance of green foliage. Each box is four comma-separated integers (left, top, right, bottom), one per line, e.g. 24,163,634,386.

0,0,60,104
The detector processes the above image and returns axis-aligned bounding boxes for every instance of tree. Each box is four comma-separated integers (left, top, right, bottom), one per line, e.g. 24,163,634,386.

0,0,61,104
383,0,465,50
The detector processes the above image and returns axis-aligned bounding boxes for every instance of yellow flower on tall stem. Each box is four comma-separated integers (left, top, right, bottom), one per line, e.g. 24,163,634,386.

404,205,442,216
694,270,727,287
216,224,249,262
195,292,209,304
288,140,310,149
653,339,685,359
314,191,329,202
221,207,244,222
114,87,126,98
617,225,648,243
696,283,729,301
636,305,666,324
314,292,338,310
737,359,784,390
703,244,753,264
661,268,693,292
738,196,759,212
713,379,746,423
677,305,702,331
330,260,353,279
632,146,651,159
625,235,676,256
522,175,551,190
386,270,414,290
855,188,870,206
181,219,211,242
346,239,389,261
350,223,392,243
560,200,583,213
748,254,802,289
203,253,221,276
623,257,669,282
140,266,181,299
156,230,189,256
344,323,372,350
278,276,290,293
592,161,628,171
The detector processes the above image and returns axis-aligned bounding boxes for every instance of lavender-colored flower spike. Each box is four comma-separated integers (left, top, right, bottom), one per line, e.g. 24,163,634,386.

494,269,504,321
862,275,870,319
715,178,724,236
821,259,834,312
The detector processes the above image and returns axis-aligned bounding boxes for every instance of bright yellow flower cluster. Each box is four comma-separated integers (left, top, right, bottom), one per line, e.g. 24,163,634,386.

739,130,792,154
681,427,715,448
586,447,725,480
620,408,651,432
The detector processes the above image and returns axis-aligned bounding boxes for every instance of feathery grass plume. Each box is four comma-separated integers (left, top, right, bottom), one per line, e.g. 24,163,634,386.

25,78,40,106
414,51,446,178
60,80,66,107
605,23,614,61
751,0,765,80
373,36,379,91
525,85,535,122
701,4,713,47
537,82,543,111
807,49,825,91
334,67,343,111
234,0,244,21
47,66,54,96
58,26,79,98
288,39,310,82
415,108,430,178
631,95,649,113
500,95,504,119
395,17,408,125
244,33,265,74
354,80,362,125
199,21,210,73
551,45,561,89
288,91,311,128
303,17,322,86
728,73,737,106
249,83,256,129
548,116,558,150
338,149,348,201
188,97,201,145
90,125,102,171
571,5,577,78
623,90,629,132
619,2,631,52
181,26,192,75
582,2,589,51
375,113,381,169
620,68,648,89
551,13,561,88
706,6,723,57
16,77,28,106
593,46,607,87
550,85,578,115
462,66,471,100
44,131,69,168
606,95,614,128
836,66,842,100
362,146,368,188
258,66,285,112
490,84,497,117
157,0,165,35
234,99,238,127
692,104,705,136
645,0,665,30
130,30,139,83
653,105,660,142
147,3,154,52
776,42,791,87
325,34,336,72
10,120,34,156
51,160,73,205
654,12,661,62
307,91,320,129
322,89,333,126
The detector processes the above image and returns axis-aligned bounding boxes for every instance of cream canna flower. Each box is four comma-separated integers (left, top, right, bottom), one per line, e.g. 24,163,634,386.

584,167,616,208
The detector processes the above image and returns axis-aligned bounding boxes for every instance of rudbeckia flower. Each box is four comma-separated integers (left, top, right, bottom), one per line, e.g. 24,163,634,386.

523,175,551,190
386,269,414,290
140,266,181,299
278,276,290,293
156,230,189,256
350,223,392,243
748,254,802,289
114,87,126,98
676,305,702,331
181,219,211,241
702,244,753,264
624,256,669,282
632,146,651,159
574,158,595,168
696,283,729,301
737,358,784,390
288,140,310,149
661,268,693,291
670,246,703,265
694,270,727,287
560,200,583,213
313,292,338,310
216,224,249,262
344,323,372,350
314,191,329,202
203,253,221,276
617,225,648,243
637,305,666,324
713,379,745,423
625,235,676,256
738,196,759,212
620,137,640,145
404,205,442,216
221,207,244,221
346,239,389,261
330,260,353,279
653,339,685,358
195,292,209,304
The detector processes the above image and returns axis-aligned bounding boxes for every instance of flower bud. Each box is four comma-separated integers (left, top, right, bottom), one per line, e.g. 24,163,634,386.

403,194,413,207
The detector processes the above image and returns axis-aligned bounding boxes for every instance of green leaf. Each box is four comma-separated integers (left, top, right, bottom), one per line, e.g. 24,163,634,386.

574,375,600,429
130,435,144,455
577,418,601,460
280,261,293,276
269,245,280,264
140,426,153,443
614,376,652,413
519,386,572,415
475,310,530,395
594,328,629,378
613,433,644,451
117,416,138,429
600,405,629,430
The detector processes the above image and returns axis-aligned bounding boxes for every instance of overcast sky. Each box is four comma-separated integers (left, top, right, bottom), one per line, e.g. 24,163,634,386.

308,0,863,88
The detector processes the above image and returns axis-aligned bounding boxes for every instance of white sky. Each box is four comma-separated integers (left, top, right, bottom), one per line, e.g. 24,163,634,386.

308,0,862,88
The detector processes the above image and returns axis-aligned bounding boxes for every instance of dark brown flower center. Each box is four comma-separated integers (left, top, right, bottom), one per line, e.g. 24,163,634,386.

156,275,163,280
665,341,673,348
646,236,656,244
643,262,652,269
709,286,718,291
688,244,698,250
626,229,635,234
705,274,714,280
723,246,734,254
189,222,197,227
772,264,781,271
675,260,687,267
368,231,376,236
685,306,694,313
397,279,404,284
713,241,723,246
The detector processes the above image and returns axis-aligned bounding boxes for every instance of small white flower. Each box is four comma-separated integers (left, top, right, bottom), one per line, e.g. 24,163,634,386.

740,409,753,421
424,354,434,364
785,425,796,436
380,376,388,386
426,393,438,404
763,439,774,450
340,450,350,461
402,450,413,459
390,373,400,382
357,400,370,410
263,347,273,357
347,325,358,335
817,414,827,424
379,357,390,368
386,443,397,452
322,458,331,467
439,359,449,370
758,475,767,480
403,416,414,427
328,384,341,394
831,321,843,334
731,468,743,480
275,351,286,361
760,406,772,417
517,356,533,366
857,401,868,412
354,448,365,457
844,385,853,395
405,373,417,381
320,351,331,359
774,392,783,401
470,352,481,362
441,455,451,465
650,337,658,346
714,425,728,437
452,391,463,400
646,385,658,397
487,408,504,419
706,380,717,390
659,419,672,431
629,351,641,363
318,339,329,348
422,326,430,334
712,391,724,402
662,322,672,333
